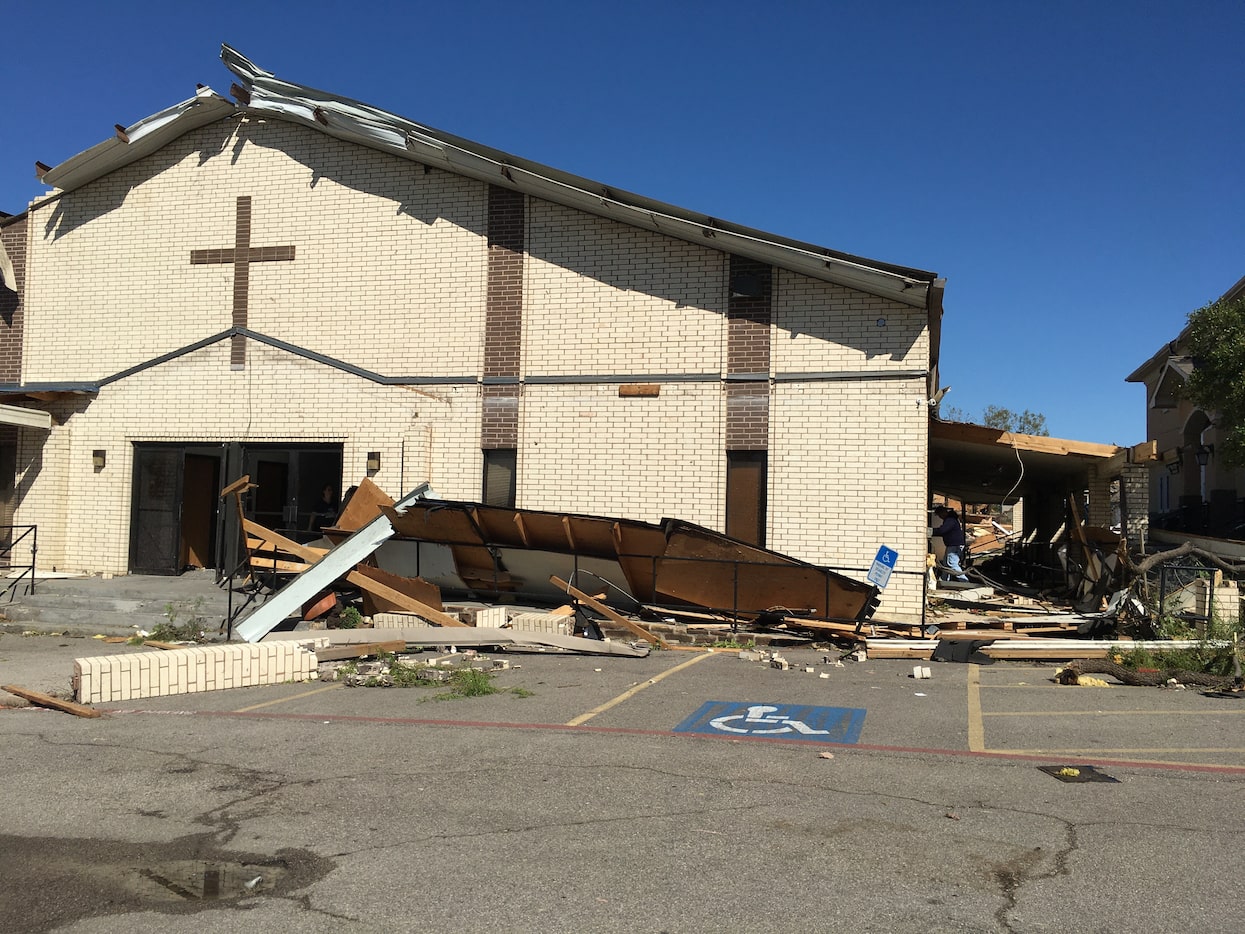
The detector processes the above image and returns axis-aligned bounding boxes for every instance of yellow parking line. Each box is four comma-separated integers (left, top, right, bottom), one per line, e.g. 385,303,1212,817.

567,652,716,726
234,684,341,712
967,663,985,752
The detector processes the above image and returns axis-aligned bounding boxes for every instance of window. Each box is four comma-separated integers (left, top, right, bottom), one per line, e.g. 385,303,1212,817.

482,448,517,507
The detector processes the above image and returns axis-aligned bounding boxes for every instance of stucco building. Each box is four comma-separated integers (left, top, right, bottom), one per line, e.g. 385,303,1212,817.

1127,275,1245,538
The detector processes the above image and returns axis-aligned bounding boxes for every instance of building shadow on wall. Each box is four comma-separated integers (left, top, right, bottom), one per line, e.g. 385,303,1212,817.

41,123,237,243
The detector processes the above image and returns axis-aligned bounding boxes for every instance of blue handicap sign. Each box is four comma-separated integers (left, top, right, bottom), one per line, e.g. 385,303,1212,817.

867,545,899,588
674,700,866,744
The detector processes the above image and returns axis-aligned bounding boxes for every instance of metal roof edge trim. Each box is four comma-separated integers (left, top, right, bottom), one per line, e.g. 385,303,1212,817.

222,44,936,308
41,88,237,195
97,328,478,388
0,382,100,393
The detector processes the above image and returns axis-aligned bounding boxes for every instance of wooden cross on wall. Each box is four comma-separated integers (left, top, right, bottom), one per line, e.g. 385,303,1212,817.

190,196,295,366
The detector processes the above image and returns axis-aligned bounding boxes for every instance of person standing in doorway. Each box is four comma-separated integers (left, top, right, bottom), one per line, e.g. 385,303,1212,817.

931,505,970,581
310,483,339,532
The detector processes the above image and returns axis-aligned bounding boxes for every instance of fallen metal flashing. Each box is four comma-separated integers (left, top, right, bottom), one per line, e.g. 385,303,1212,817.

233,483,431,642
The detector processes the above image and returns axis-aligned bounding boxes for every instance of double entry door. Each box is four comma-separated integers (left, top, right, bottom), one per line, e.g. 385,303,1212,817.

129,442,343,575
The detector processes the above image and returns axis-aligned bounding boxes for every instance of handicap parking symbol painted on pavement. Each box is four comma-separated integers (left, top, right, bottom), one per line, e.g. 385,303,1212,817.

673,701,866,744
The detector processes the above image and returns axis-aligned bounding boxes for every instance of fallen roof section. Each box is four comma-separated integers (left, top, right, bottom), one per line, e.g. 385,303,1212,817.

343,496,881,624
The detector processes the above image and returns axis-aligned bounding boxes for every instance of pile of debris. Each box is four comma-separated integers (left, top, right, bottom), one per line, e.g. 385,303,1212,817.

221,477,1245,669
225,475,882,655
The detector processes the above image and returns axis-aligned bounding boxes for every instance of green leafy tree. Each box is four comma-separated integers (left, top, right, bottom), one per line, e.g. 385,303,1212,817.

981,405,1049,436
939,404,1049,436
1184,293,1245,467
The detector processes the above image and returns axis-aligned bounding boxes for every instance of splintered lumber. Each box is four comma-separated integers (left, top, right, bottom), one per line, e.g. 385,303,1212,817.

3,684,101,718
551,575,666,646
352,564,445,615
241,517,464,628
864,643,935,660
932,630,1031,640
981,643,1110,660
314,640,408,662
777,618,866,639
263,626,651,657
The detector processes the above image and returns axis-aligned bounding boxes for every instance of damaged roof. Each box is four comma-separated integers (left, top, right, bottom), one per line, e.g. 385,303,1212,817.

33,44,944,311
929,418,1122,503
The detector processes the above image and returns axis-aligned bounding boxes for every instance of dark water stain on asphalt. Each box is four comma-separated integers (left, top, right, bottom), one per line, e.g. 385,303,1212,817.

0,831,336,933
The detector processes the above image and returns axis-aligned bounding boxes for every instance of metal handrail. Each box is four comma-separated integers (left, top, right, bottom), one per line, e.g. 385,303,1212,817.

0,525,38,602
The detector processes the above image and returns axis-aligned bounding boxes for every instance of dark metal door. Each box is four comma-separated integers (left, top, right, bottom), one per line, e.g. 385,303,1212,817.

130,446,183,574
726,450,767,547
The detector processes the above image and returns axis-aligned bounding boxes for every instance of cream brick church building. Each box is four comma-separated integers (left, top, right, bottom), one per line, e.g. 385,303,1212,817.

0,46,946,622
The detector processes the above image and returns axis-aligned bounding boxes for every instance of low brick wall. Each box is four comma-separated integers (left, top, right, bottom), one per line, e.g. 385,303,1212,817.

74,643,318,704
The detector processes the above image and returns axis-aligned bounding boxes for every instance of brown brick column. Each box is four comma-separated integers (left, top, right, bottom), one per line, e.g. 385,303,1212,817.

725,256,772,449
482,186,525,448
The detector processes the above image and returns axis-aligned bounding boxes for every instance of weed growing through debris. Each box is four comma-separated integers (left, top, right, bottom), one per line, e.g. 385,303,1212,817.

132,598,210,645
336,606,362,629
429,667,534,701
337,651,534,698
710,636,756,650
1118,607,1243,676
444,668,496,697
1117,642,1239,677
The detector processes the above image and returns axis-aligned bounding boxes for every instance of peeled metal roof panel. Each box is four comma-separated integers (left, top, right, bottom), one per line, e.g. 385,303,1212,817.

40,87,236,194
37,45,939,308
222,44,937,308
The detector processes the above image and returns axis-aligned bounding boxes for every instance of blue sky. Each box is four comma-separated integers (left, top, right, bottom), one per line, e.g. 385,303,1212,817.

3,1,1240,446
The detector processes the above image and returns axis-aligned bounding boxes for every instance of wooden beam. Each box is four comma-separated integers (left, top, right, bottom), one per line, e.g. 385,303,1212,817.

314,640,408,662
241,517,465,627
930,420,1119,458
3,684,101,718
550,575,665,646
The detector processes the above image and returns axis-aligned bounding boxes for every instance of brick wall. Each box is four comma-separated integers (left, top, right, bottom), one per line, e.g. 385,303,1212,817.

0,215,26,383
14,341,481,573
23,119,487,383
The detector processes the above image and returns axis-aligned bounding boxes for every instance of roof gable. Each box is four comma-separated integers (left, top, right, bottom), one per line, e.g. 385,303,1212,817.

37,45,942,312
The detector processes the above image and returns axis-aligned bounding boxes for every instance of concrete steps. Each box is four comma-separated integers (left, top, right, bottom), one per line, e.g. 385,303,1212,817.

0,571,233,637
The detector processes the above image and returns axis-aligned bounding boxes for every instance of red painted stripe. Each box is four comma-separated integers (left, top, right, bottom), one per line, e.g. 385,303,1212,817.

100,706,1245,777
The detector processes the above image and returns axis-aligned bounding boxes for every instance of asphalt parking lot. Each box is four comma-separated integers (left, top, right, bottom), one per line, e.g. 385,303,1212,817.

3,633,1245,933
8,633,1243,772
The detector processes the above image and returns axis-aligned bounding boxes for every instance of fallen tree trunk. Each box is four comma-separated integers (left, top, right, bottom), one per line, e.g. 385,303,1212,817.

1060,659,1238,689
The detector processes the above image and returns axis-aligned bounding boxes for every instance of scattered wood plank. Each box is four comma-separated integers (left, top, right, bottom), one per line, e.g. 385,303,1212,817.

778,618,866,638
314,640,408,662
982,646,1111,660
241,517,465,627
864,645,935,659
550,575,665,646
264,626,651,657
142,640,187,650
2,684,101,718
